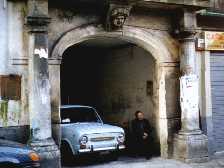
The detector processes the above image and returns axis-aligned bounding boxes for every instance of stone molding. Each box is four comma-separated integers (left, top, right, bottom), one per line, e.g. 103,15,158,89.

12,58,29,65
160,62,180,67
50,24,172,63
11,57,60,66
26,0,51,32
48,58,61,65
172,9,198,39
26,15,50,27
26,15,50,33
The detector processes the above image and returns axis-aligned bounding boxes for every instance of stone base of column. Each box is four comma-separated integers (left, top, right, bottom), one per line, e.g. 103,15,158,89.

30,138,61,168
173,130,209,163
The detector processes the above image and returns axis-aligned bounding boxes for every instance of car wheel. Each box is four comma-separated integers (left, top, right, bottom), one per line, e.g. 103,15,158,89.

0,163,21,168
60,141,74,166
108,151,119,161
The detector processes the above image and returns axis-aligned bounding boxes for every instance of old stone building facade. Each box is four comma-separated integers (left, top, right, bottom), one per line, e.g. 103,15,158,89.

0,0,224,167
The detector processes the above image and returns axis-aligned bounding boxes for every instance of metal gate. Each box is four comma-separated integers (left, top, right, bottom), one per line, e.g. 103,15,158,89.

210,52,224,153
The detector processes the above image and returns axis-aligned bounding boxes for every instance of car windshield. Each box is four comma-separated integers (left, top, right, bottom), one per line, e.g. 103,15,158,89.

61,107,101,123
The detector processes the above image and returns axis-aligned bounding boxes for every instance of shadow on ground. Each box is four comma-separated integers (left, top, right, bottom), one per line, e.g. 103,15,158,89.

62,151,158,167
63,154,112,167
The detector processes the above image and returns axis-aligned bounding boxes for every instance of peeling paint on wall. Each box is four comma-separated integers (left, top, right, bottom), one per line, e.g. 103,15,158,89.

180,74,200,131
0,100,8,126
97,46,156,125
34,48,48,59
7,100,21,126
0,100,21,127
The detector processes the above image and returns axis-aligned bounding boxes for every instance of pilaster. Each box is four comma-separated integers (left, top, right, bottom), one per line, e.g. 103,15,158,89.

173,9,209,163
26,0,60,167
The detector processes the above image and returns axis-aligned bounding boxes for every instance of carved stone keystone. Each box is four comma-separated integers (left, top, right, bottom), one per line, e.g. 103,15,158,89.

105,1,132,31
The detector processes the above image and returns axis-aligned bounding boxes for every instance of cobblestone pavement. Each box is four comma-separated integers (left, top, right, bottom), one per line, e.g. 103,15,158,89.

63,156,224,168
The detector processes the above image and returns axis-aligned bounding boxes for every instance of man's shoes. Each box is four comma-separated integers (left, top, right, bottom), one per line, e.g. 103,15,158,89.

145,155,152,160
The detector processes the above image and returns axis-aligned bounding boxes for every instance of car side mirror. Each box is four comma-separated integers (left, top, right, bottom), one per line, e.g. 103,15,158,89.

62,118,71,123
97,118,102,123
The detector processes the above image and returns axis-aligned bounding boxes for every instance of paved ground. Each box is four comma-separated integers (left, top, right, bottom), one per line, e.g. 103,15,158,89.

63,156,224,168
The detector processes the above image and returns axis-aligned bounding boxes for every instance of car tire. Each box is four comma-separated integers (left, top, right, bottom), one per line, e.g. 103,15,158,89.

60,141,74,166
108,151,119,161
0,163,21,168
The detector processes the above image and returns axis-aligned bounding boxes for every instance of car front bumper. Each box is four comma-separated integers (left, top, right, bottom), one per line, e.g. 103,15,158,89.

78,145,125,153
22,162,40,168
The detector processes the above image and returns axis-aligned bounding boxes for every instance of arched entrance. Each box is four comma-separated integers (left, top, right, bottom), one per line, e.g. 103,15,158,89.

61,39,159,156
49,24,178,158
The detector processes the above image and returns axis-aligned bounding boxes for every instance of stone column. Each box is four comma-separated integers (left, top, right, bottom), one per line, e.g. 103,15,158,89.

26,1,60,167
179,35,201,132
173,33,209,163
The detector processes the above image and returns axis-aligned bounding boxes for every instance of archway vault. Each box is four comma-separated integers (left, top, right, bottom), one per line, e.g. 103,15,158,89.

50,24,172,63
49,24,178,159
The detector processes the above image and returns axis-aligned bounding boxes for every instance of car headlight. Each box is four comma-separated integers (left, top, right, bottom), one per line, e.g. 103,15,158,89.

117,133,125,144
29,152,40,162
79,135,88,145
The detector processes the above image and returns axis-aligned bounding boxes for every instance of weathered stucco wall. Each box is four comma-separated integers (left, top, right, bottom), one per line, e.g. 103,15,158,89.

48,6,178,58
48,7,100,53
97,45,156,127
0,1,29,129
0,1,180,151
0,0,8,75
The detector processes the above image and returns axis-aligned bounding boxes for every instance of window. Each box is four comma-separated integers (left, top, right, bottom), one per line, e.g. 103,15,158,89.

61,107,101,123
0,75,21,100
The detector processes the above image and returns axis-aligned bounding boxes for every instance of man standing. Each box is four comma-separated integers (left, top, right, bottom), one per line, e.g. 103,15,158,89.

131,110,152,159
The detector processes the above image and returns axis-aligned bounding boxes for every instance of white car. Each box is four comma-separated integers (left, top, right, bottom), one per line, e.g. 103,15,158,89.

60,105,125,161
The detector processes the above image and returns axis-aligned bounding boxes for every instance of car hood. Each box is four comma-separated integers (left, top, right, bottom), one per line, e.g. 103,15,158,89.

62,122,124,135
0,139,27,148
0,139,33,156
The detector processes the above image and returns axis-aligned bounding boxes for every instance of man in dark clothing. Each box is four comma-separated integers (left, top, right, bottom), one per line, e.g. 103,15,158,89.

131,110,152,159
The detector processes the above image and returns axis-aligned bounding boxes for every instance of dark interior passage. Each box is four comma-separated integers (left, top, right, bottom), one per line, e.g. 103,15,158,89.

60,39,156,126
61,46,103,107
60,38,160,156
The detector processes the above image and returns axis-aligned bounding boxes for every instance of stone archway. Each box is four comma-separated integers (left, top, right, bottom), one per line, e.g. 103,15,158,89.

49,24,177,159
50,25,172,62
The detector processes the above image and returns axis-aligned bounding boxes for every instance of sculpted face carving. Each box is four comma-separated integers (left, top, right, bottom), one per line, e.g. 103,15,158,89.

111,12,126,28
106,6,131,30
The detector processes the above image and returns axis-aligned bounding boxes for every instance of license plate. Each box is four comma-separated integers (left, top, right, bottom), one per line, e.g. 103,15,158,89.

100,151,110,155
